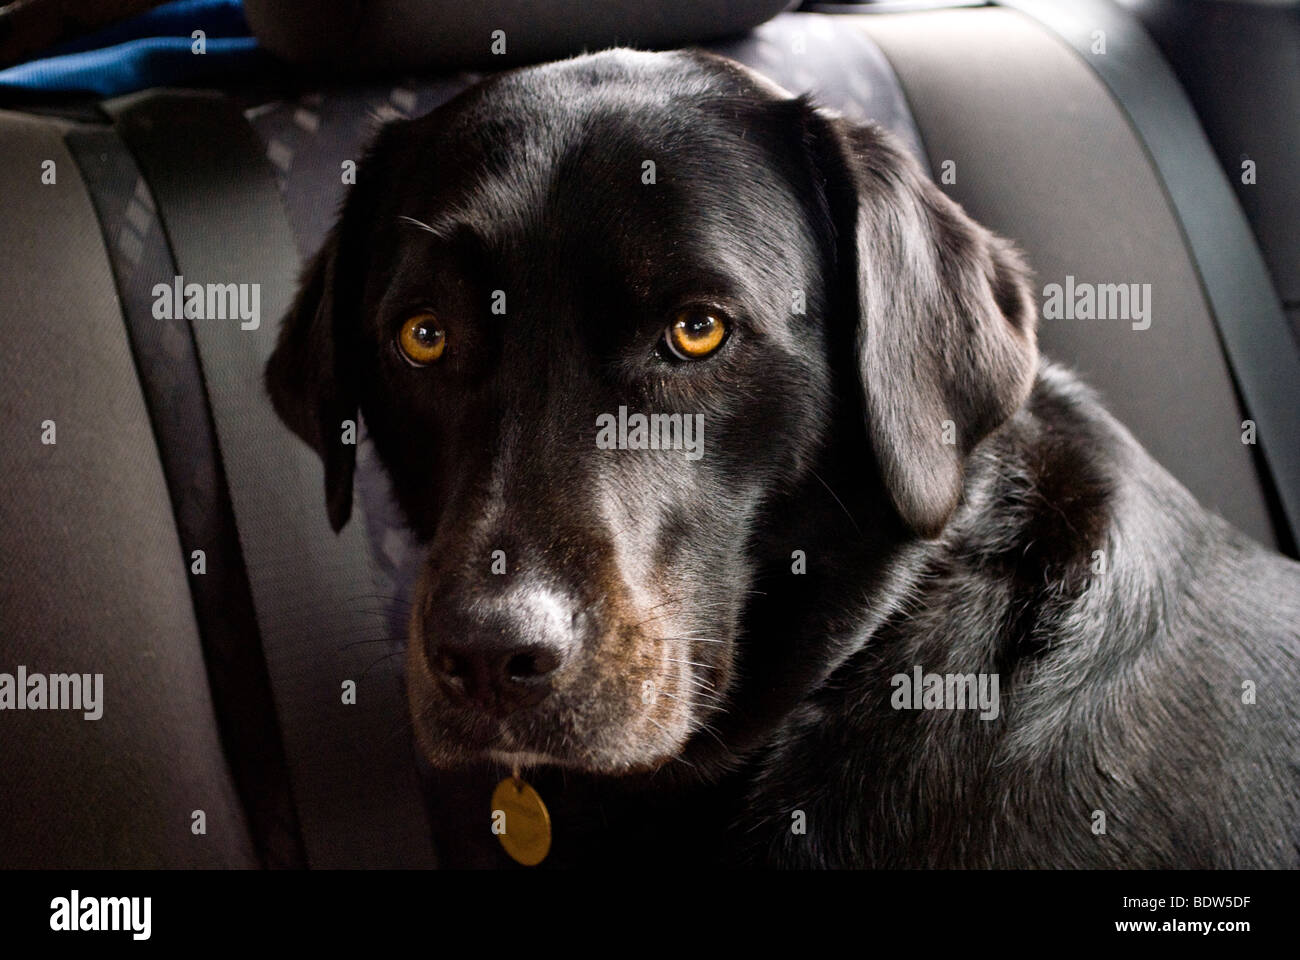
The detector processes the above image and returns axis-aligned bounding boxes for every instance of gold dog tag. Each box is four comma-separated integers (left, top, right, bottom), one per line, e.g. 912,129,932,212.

491,775,551,866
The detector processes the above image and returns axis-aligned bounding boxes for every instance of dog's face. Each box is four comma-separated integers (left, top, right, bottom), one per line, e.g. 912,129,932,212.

266,50,1038,775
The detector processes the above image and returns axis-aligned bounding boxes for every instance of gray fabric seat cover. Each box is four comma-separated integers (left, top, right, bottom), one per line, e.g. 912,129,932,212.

856,7,1278,549
0,111,258,868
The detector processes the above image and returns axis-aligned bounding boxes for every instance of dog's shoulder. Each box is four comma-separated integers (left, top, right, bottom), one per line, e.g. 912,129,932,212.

740,362,1300,868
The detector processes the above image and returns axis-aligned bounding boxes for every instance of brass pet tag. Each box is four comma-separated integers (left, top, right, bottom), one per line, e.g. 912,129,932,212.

491,771,551,866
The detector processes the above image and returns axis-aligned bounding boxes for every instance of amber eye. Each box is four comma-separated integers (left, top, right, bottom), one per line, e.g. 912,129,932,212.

665,309,727,360
398,313,446,365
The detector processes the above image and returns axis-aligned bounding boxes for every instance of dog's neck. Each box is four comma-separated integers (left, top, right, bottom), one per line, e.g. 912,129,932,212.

683,363,1127,778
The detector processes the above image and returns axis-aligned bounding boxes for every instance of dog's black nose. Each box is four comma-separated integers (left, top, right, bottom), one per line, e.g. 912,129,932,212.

424,582,583,713
428,634,566,713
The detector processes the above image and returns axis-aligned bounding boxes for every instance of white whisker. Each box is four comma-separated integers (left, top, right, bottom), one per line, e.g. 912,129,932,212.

664,657,710,669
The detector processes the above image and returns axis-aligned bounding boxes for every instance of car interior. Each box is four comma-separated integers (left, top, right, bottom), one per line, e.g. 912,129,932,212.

1,0,1296,869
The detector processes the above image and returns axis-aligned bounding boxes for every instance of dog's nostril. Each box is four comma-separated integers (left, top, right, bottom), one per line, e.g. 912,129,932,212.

506,648,560,681
506,652,538,679
428,623,566,709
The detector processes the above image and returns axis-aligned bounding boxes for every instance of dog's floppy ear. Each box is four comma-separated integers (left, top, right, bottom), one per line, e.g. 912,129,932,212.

809,111,1039,537
265,227,358,533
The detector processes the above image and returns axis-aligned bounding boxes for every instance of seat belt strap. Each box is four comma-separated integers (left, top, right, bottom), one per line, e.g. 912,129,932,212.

1006,0,1300,551
104,88,437,867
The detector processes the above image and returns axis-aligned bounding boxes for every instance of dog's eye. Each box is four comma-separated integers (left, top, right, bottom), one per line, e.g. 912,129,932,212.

665,309,727,360
398,313,446,365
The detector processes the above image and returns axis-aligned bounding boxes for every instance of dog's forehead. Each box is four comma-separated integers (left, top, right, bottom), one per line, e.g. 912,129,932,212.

490,47,793,113
403,51,802,250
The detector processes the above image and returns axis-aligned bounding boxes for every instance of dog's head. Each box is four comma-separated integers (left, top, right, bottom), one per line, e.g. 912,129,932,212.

266,49,1037,775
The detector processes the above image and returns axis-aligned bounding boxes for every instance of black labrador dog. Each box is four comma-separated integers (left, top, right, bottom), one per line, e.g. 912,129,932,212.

265,49,1300,868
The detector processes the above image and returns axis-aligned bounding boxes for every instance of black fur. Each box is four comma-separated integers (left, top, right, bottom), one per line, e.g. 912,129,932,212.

266,49,1300,868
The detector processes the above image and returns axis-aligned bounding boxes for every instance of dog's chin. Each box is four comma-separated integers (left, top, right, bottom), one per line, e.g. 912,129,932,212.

413,726,685,776
408,696,691,776
483,748,679,777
